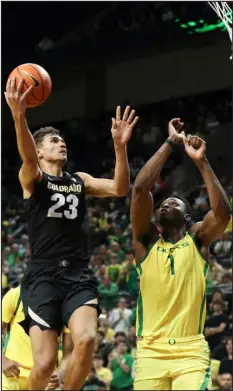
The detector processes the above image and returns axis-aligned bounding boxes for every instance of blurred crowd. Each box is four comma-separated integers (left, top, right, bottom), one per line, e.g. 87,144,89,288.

2,90,232,390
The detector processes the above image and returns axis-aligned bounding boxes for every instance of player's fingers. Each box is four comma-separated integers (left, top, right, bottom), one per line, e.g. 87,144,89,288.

170,118,181,126
127,109,136,124
4,92,9,104
6,77,11,92
10,77,16,93
11,366,20,377
21,85,33,101
17,78,24,94
122,106,130,121
130,116,139,128
111,118,116,129
116,106,121,121
176,122,184,132
14,362,25,368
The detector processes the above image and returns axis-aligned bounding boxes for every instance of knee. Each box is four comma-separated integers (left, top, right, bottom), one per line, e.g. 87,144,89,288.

34,354,57,378
74,329,96,351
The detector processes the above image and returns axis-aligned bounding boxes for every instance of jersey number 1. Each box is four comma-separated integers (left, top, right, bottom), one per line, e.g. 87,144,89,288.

47,193,79,219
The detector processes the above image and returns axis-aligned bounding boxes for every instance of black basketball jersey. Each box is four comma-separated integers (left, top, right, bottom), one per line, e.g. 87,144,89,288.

24,172,91,263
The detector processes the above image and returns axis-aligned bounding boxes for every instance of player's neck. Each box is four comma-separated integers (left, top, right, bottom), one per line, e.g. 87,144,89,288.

161,227,186,243
40,162,63,177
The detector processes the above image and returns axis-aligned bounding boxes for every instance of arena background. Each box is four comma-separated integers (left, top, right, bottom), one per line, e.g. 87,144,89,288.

2,2,232,390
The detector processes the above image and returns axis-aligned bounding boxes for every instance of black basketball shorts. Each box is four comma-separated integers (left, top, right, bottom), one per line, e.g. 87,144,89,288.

19,258,101,335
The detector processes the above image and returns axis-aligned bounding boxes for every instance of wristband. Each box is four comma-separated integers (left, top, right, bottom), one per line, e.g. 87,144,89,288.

165,138,176,149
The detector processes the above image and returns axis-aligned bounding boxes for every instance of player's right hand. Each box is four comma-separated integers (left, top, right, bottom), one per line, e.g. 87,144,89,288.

4,77,33,117
3,358,24,378
168,118,185,145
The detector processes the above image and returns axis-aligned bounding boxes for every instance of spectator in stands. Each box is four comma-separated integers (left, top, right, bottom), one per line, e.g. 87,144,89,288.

207,254,224,285
94,330,113,367
218,373,232,391
221,272,232,285
213,232,232,261
98,309,115,343
93,353,113,387
109,341,134,391
98,276,119,310
106,253,123,284
205,300,229,350
82,367,106,391
219,338,232,376
108,298,132,334
121,251,138,298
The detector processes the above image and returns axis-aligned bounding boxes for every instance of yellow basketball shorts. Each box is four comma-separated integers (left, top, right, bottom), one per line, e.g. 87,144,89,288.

2,374,29,390
134,334,212,390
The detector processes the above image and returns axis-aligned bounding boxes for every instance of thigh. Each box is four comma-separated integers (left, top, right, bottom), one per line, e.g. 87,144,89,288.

21,264,63,334
134,378,172,390
67,305,98,341
172,369,212,390
134,355,171,391
62,267,100,326
29,326,58,366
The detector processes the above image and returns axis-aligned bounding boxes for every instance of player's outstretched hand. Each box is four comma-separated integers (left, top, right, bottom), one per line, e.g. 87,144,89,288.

168,118,185,145
111,106,139,146
183,134,206,165
4,77,33,117
3,358,24,378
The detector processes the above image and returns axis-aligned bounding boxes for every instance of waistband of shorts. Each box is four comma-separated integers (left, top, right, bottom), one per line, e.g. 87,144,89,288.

30,257,90,268
137,333,205,344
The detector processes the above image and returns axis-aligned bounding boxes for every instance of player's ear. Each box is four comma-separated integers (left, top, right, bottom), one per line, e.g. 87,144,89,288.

37,148,43,159
184,214,191,222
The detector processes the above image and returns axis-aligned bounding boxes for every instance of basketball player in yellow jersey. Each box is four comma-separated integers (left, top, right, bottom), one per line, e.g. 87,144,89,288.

130,119,231,390
2,286,73,390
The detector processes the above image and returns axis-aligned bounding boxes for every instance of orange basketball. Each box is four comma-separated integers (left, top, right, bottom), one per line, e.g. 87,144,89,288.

7,63,52,108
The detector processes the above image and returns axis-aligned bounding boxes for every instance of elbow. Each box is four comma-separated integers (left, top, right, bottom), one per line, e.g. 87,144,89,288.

114,185,130,197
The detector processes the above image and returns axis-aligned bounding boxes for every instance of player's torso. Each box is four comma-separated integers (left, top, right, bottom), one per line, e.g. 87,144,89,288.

136,233,209,338
24,172,90,261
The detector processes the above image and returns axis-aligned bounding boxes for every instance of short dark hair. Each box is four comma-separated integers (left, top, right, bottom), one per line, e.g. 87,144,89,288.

33,126,60,147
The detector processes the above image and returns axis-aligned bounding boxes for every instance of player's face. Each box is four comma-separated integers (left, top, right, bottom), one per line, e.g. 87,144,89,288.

158,197,187,227
38,135,67,164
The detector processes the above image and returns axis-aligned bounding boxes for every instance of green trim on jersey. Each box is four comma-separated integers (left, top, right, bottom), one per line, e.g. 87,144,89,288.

198,263,209,334
199,362,211,390
137,291,143,336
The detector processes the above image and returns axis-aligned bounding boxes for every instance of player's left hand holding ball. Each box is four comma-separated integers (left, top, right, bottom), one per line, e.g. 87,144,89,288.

111,106,139,146
4,77,33,117
184,135,206,165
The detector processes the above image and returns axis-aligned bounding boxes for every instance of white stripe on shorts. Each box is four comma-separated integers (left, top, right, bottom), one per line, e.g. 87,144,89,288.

28,307,51,328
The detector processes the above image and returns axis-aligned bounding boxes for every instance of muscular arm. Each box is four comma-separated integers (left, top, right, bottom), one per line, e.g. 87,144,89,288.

190,158,231,246
5,78,41,196
130,139,174,241
16,114,42,194
77,145,130,197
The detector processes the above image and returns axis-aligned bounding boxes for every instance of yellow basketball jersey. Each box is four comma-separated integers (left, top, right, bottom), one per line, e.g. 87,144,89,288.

136,233,209,338
2,287,33,378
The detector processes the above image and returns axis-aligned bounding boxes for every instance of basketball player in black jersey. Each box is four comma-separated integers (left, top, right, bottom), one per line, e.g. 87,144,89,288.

5,77,139,390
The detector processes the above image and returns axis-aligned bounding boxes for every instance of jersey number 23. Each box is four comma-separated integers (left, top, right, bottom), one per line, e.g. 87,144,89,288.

47,193,79,220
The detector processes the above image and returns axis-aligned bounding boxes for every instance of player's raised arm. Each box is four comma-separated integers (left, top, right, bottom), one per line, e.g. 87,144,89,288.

5,78,42,196
184,135,231,246
77,106,139,198
130,119,185,242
